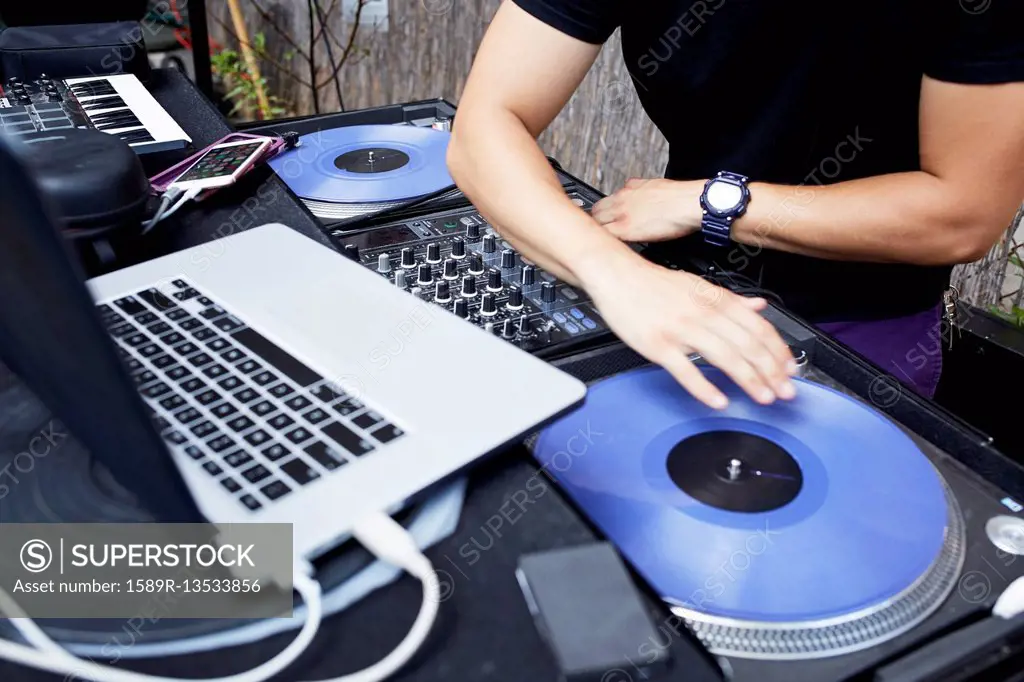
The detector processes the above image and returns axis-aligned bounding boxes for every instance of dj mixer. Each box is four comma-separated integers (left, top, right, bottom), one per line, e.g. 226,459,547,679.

333,194,612,358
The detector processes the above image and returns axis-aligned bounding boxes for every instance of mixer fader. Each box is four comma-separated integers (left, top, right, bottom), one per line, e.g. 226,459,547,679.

334,195,610,356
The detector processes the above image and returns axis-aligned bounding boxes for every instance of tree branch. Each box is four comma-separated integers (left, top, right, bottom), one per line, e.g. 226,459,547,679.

317,0,366,90
208,10,312,89
246,0,311,63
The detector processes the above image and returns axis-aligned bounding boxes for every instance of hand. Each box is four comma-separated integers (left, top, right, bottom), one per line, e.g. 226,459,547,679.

592,178,703,242
578,251,797,409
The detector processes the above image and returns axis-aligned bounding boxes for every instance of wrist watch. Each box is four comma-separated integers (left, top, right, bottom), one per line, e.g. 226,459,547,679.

700,171,751,246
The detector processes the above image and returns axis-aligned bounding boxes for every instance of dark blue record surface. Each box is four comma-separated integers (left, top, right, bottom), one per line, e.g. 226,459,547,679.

534,366,949,623
268,125,452,203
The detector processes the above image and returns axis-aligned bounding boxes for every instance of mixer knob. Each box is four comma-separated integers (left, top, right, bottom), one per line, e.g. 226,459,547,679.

435,280,452,302
16,94,31,105
344,244,360,261
482,234,497,254
480,293,498,316
394,270,408,289
47,91,62,102
500,249,517,270
521,265,536,287
460,274,477,297
401,247,416,269
517,315,533,337
487,268,503,292
466,223,481,240
450,237,466,258
501,319,517,339
443,258,459,280
468,253,484,274
454,298,470,319
506,285,524,310
426,242,441,263
417,263,433,285
377,253,392,273
541,282,557,303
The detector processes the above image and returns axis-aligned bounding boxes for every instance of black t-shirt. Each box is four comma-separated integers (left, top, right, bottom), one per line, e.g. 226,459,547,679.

512,0,1024,322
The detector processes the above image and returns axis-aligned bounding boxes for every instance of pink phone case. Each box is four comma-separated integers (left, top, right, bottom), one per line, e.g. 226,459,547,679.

148,133,290,199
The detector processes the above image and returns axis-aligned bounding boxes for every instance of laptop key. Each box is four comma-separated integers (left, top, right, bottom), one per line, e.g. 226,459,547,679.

192,327,216,341
262,443,289,461
332,398,364,416
303,408,329,425
304,442,348,471
200,305,226,319
152,416,171,432
191,421,217,438
124,333,147,347
268,414,295,430
252,371,277,386
136,288,176,312
218,376,243,391
251,401,275,416
171,279,189,289
244,429,271,446
237,360,261,374
322,422,375,456
239,494,262,511
310,384,343,403
109,323,135,337
189,353,214,367
167,366,192,381
138,343,161,358
269,383,294,399
284,427,312,444
152,355,177,369
207,337,230,352
165,308,189,321
212,402,238,418
234,388,259,404
281,458,320,486
224,451,254,468
220,477,242,493
179,318,203,332
181,377,206,393
124,358,143,373
160,331,186,346
242,465,271,483
184,446,204,460
136,312,158,326
260,480,292,501
142,382,171,398
159,394,186,411
202,461,223,476
231,328,323,387
228,416,255,432
352,411,383,430
174,407,202,424
148,321,172,336
222,349,245,362
195,390,220,405
114,296,146,315
285,395,312,411
197,296,213,306
164,430,187,445
215,316,246,333
175,287,201,301
133,370,157,386
208,435,235,453
204,364,228,379
371,424,405,444
174,342,200,356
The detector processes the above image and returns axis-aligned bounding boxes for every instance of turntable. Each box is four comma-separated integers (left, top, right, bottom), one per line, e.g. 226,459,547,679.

534,357,1024,681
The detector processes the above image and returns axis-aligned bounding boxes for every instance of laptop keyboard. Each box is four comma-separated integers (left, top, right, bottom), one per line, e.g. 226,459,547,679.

96,277,406,512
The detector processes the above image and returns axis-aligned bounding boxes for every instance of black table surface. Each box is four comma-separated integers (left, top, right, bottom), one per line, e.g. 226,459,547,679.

4,70,718,682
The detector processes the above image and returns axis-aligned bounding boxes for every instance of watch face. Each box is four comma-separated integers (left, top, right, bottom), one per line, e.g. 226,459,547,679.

706,181,744,212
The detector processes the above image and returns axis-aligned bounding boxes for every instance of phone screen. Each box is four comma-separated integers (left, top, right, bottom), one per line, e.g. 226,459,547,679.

174,141,265,183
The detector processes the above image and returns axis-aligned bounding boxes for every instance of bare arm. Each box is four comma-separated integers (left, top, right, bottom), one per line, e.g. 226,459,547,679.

449,2,797,410
596,79,1024,265
447,1,635,286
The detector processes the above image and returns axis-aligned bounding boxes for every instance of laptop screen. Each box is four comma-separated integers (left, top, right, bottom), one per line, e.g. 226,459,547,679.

0,133,203,522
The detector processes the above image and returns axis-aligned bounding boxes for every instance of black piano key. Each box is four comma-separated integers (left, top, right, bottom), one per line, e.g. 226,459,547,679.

80,95,126,110
92,113,142,130
118,130,155,144
69,82,116,96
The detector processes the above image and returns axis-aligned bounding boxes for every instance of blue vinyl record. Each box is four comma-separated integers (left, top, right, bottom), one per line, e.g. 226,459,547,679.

268,125,453,203
534,366,950,623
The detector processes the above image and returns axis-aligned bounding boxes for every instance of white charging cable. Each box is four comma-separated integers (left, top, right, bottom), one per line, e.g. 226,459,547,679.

0,511,440,682
142,186,201,234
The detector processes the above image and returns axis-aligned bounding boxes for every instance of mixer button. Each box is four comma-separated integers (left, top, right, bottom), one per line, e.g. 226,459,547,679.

487,268,503,292
377,253,391,273
541,282,557,303
435,281,452,302
454,299,471,319
501,319,516,339
401,247,416,269
480,293,498,316
426,242,441,263
443,258,459,280
517,315,533,336
482,234,497,254
469,253,485,274
460,275,477,297
451,237,466,258
394,270,408,289
500,249,517,270
417,263,433,285
521,265,536,287
506,285,524,310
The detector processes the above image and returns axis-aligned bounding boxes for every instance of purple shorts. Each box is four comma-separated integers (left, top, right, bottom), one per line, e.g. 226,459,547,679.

816,305,945,399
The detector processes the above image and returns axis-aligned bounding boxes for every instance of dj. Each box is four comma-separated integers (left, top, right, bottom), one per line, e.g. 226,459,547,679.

447,1,1024,408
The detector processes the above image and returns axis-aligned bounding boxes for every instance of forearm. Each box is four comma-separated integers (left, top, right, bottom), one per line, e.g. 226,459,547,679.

734,172,1016,265
447,107,636,287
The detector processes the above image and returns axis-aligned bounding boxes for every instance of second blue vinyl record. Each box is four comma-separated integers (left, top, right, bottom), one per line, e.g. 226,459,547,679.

268,125,453,203
534,366,950,623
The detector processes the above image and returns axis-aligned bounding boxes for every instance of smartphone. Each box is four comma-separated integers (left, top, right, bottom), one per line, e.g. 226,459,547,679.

167,138,272,191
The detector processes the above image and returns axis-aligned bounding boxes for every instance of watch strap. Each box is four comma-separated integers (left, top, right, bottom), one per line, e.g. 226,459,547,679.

701,214,732,247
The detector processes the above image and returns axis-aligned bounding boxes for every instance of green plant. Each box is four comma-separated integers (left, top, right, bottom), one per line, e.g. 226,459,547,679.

210,32,288,120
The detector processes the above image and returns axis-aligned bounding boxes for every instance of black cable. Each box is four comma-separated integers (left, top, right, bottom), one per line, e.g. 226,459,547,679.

312,0,345,112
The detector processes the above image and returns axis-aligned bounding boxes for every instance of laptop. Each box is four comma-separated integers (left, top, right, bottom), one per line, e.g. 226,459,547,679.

0,133,587,559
